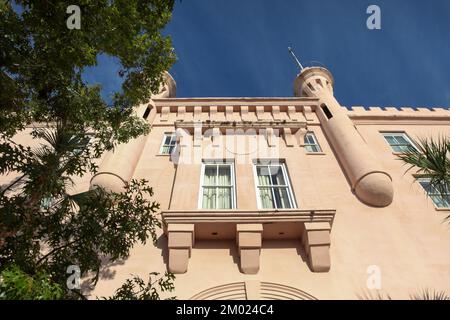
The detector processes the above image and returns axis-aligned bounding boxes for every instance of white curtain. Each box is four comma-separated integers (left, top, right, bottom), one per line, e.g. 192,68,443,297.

202,165,232,209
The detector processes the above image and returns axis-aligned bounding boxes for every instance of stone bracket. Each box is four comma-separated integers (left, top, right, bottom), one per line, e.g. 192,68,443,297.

167,223,195,274
236,224,263,274
302,222,331,272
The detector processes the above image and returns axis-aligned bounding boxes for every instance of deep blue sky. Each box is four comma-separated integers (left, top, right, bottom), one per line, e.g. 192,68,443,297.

84,0,450,108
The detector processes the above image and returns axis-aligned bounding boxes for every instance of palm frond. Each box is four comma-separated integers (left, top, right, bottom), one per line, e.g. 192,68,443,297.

398,136,450,197
410,288,449,300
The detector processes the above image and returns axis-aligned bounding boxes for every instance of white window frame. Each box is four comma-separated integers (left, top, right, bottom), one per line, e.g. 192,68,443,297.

252,161,297,210
304,132,322,153
159,133,177,155
382,132,417,153
417,178,450,208
198,160,236,210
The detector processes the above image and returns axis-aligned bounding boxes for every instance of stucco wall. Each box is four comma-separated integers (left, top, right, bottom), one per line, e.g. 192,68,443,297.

88,104,450,299
2,102,450,300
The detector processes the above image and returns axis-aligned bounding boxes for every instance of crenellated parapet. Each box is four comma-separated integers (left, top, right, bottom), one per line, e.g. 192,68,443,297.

347,106,450,112
151,98,321,125
345,106,450,124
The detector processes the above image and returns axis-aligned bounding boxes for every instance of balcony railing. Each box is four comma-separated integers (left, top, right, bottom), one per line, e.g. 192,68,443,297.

162,208,335,225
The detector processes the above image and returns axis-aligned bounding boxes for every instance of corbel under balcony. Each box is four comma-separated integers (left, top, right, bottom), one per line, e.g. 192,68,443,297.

162,209,336,275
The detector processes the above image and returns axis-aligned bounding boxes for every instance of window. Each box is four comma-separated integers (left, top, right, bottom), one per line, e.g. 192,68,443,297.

40,197,54,210
143,107,151,119
321,104,333,119
304,132,322,153
73,134,92,155
253,162,296,209
160,133,177,154
199,162,235,209
418,178,450,208
382,132,417,153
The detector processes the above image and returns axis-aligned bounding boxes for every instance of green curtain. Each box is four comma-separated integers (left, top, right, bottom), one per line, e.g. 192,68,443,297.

202,187,216,209
204,166,216,185
217,187,231,209
217,166,231,209
202,165,232,209
257,168,274,209
257,165,292,209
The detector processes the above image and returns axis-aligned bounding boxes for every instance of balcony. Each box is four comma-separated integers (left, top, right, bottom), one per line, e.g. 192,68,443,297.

161,209,336,275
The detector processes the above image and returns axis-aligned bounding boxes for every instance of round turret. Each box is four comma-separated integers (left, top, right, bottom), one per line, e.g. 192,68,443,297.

294,66,393,207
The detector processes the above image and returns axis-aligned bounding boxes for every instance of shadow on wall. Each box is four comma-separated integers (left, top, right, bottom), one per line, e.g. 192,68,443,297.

81,256,126,296
156,233,169,266
261,239,308,264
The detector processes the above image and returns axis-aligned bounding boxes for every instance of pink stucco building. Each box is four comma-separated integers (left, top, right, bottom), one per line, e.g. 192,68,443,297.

6,67,450,299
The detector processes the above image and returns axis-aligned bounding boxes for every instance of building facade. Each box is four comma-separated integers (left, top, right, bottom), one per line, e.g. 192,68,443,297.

6,68,450,299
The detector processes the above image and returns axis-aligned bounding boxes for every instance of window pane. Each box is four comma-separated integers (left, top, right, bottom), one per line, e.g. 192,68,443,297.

399,145,411,152
259,187,275,209
255,163,296,209
257,166,271,186
161,134,177,154
384,133,415,152
430,195,450,208
419,179,450,208
443,196,450,207
384,135,396,145
270,166,286,185
201,163,235,209
218,166,231,186
307,144,320,153
162,145,172,154
419,180,431,192
304,133,321,152
203,166,217,186
395,136,409,145
273,187,292,209
216,187,232,209
202,187,216,209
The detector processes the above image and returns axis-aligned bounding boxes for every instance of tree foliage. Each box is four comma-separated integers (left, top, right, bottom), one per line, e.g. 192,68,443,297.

0,0,176,299
0,265,63,300
108,272,176,300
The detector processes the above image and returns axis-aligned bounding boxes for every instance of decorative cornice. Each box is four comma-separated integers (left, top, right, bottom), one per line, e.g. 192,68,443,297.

174,120,307,130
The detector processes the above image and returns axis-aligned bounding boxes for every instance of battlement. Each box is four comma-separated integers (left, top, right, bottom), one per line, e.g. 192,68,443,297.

346,106,450,113
344,106,450,123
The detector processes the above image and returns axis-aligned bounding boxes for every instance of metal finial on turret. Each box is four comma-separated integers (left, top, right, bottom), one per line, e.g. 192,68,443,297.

288,46,304,71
